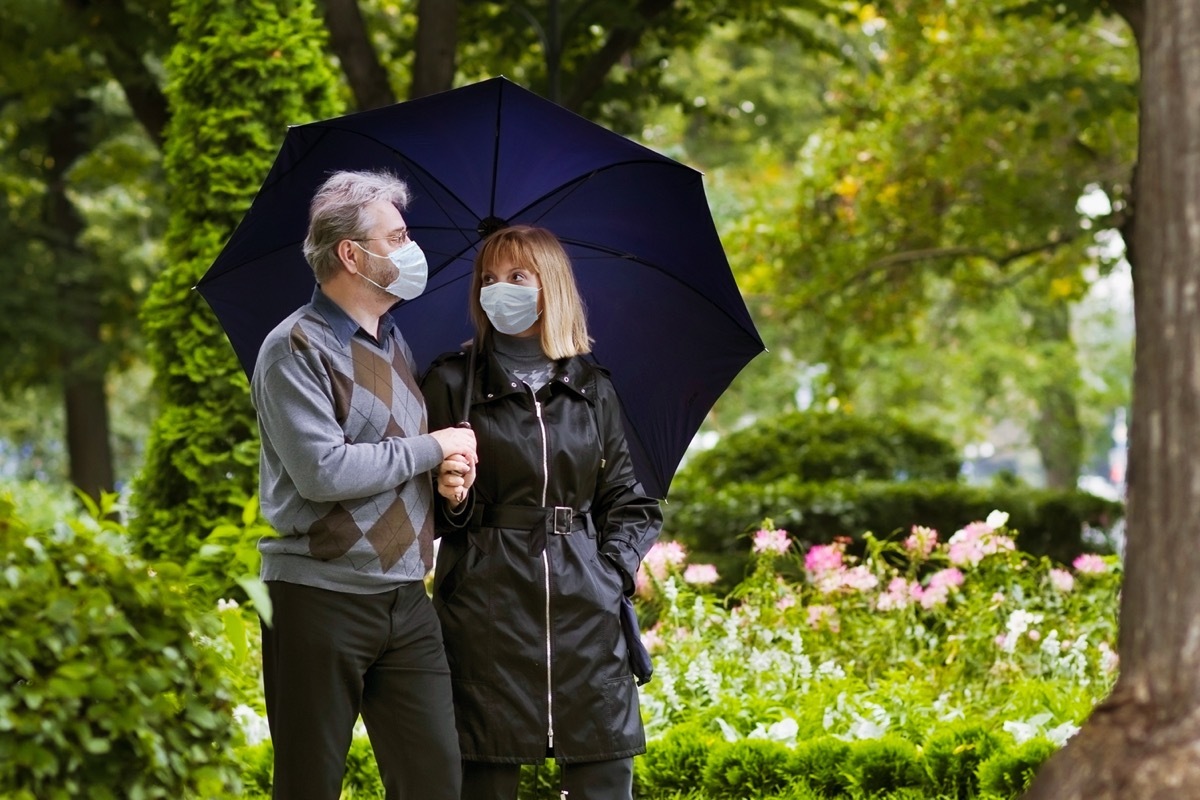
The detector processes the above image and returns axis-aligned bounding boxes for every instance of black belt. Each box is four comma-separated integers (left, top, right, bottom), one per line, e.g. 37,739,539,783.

470,503,591,535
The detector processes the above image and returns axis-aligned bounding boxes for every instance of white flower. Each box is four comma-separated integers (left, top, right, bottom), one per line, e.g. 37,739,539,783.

233,705,271,745
986,509,1010,529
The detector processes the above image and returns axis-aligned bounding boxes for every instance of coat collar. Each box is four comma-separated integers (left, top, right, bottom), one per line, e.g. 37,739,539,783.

471,338,598,406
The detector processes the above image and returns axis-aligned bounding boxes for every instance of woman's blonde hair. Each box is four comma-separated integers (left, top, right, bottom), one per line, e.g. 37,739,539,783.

471,225,592,359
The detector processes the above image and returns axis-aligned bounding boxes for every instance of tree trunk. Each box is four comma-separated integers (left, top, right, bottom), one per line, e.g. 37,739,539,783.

1027,301,1083,490
321,0,395,110
46,100,117,502
410,0,457,99
64,358,116,501
1023,2,1200,796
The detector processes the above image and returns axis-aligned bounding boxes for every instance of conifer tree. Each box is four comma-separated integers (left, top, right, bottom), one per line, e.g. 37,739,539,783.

131,0,341,571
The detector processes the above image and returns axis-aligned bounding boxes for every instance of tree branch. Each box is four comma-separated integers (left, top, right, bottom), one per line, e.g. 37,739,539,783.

321,0,396,110
561,0,674,113
66,0,170,147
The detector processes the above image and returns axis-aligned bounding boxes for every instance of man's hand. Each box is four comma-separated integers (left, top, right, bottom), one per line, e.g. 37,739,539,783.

429,426,478,465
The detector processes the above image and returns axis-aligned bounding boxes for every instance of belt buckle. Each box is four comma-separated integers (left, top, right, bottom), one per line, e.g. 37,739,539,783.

552,506,573,534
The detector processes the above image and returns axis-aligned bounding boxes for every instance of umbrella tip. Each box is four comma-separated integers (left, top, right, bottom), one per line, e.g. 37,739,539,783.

477,216,509,237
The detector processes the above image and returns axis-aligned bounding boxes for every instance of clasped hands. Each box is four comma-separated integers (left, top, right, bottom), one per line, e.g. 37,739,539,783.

430,427,478,508
438,453,476,507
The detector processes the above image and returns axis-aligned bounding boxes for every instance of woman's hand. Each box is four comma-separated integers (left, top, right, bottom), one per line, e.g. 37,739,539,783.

437,453,476,507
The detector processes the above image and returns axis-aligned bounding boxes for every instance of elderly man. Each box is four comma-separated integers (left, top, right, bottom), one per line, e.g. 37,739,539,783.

252,169,476,798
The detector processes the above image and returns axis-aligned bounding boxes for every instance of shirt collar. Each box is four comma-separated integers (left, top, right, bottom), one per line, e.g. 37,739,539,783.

311,286,396,346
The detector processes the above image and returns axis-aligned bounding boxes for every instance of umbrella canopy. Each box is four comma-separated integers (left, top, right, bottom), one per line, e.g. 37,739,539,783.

198,76,764,498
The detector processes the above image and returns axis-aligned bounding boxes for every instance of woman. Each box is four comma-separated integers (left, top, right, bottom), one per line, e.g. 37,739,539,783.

421,225,662,800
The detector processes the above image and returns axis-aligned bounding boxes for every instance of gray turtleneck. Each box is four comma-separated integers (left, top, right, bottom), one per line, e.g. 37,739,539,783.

493,332,555,392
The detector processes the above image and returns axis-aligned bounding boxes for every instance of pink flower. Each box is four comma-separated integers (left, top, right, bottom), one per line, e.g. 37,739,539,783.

683,563,719,585
927,568,965,589
914,569,964,609
877,577,919,611
806,604,839,632
947,521,1016,566
1073,554,1108,574
753,527,792,556
642,625,664,653
805,543,845,574
1049,568,1075,593
839,565,879,592
904,525,938,557
776,594,798,611
644,540,688,579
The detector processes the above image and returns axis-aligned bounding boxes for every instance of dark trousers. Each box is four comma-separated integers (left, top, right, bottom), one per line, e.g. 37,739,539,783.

462,757,634,800
261,580,462,800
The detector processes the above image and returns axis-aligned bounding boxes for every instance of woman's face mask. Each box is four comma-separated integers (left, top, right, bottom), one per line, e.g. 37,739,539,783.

480,282,541,335
354,239,428,301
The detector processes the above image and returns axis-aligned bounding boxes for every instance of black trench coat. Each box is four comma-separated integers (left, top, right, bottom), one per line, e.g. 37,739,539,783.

421,342,662,764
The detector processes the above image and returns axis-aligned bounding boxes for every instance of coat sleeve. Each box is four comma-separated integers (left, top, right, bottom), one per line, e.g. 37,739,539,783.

591,373,663,595
420,354,475,532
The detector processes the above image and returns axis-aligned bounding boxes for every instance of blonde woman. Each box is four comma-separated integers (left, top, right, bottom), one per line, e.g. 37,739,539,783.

421,225,662,800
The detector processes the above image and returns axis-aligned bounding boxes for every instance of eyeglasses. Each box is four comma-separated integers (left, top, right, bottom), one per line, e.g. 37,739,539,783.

357,229,410,248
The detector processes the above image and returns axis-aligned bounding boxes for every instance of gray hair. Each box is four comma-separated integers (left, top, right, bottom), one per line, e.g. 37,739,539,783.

303,170,412,283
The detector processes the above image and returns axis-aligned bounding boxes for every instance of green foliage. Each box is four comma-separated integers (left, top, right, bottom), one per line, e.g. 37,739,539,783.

637,721,719,795
701,738,796,799
131,0,342,577
517,759,563,798
976,736,1057,797
0,491,239,798
790,736,853,798
701,0,1138,490
233,739,273,798
232,735,392,799
921,722,1004,799
847,735,927,797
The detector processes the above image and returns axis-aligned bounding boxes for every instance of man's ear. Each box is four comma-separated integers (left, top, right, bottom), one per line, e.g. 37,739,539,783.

337,239,360,273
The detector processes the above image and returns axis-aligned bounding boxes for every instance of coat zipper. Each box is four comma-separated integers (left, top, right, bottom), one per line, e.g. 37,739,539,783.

531,387,554,750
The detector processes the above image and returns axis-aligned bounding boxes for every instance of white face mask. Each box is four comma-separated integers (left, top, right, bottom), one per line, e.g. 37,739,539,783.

353,239,428,301
480,282,541,335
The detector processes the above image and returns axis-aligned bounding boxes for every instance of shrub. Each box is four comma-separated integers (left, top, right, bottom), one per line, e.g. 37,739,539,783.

0,493,239,798
846,735,927,798
639,721,718,796
667,478,1122,569
676,410,962,489
702,738,796,799
515,759,562,799
977,736,1058,796
922,722,1004,799
790,736,853,798
233,739,273,798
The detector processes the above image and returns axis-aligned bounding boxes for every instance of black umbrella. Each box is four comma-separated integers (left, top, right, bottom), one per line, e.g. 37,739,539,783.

197,76,764,498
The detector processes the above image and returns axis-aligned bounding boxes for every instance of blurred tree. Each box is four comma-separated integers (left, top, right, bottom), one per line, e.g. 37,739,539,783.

727,0,1137,487
0,0,170,500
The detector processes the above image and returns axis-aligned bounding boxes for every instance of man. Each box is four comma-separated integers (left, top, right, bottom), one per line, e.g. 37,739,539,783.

251,169,476,799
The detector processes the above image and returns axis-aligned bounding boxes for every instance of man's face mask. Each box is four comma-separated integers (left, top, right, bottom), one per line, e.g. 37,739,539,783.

353,239,428,301
480,282,541,335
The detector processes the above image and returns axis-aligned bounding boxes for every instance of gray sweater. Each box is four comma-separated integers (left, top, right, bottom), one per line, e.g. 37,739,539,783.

251,288,444,593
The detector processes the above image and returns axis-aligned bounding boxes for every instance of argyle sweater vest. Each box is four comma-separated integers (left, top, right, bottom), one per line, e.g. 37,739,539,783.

252,300,442,593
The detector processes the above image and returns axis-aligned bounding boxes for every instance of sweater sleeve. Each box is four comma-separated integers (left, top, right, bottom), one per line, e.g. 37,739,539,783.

254,350,443,504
